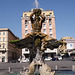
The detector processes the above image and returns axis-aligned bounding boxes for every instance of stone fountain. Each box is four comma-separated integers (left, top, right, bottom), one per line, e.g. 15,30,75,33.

10,9,63,75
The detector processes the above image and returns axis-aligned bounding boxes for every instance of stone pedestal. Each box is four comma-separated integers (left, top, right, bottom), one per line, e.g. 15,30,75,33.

21,48,55,75
21,49,55,75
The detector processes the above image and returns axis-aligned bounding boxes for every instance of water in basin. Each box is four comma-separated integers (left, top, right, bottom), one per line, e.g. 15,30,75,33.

0,71,75,75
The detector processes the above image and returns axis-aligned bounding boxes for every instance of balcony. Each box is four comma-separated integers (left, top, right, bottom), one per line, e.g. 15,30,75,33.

0,48,7,52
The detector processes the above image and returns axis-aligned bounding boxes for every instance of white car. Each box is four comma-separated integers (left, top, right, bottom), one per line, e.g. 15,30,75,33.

21,58,29,63
44,57,52,61
58,56,62,60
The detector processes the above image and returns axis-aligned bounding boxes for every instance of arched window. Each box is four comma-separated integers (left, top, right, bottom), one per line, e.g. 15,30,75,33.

25,20,27,24
49,19,51,23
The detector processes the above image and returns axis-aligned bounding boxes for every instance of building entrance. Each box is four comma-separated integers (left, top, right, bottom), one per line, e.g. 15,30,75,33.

2,57,5,62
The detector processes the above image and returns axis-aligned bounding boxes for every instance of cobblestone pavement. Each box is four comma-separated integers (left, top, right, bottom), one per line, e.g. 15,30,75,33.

0,61,75,73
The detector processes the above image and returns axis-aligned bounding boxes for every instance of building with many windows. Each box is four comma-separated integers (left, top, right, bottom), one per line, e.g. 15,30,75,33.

21,9,57,59
0,28,21,62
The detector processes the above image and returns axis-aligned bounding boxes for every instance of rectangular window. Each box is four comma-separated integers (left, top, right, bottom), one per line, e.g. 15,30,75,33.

0,44,1,48
43,24,46,28
50,13,52,17
25,25,28,28
0,37,1,41
3,32,5,35
25,14,27,17
49,24,52,28
31,30,33,32
50,29,52,33
50,34,52,37
70,44,73,47
3,37,5,41
25,20,27,24
0,32,1,35
43,29,46,34
25,30,28,34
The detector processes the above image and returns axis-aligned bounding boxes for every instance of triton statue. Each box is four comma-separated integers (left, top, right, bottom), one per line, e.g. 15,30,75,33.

30,9,45,32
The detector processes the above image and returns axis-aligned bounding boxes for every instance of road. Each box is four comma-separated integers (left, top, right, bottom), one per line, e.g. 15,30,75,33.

0,61,75,73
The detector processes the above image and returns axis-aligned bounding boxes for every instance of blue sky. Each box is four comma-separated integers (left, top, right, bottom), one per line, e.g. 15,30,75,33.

0,0,75,40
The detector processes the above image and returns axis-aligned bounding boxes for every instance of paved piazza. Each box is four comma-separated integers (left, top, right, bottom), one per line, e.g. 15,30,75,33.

0,61,75,73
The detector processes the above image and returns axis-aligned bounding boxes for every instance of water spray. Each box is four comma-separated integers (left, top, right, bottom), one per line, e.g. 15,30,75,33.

35,0,39,8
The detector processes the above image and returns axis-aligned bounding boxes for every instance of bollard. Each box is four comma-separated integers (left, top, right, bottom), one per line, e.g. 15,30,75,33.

23,66,26,70
20,71,22,74
72,65,75,71
8,67,12,72
55,65,57,70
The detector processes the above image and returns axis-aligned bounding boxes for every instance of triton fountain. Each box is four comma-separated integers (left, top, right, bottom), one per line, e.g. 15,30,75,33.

10,9,63,75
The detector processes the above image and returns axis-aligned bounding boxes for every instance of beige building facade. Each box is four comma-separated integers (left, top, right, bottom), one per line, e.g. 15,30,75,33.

59,36,74,53
0,28,21,62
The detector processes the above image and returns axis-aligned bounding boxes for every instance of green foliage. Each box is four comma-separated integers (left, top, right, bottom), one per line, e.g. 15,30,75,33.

9,39,20,44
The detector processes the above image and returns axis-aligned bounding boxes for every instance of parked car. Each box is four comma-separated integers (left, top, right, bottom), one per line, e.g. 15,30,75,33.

9,59,19,63
70,53,75,61
44,57,52,61
72,56,75,61
21,58,29,63
58,56,62,60
51,58,56,61
54,56,62,61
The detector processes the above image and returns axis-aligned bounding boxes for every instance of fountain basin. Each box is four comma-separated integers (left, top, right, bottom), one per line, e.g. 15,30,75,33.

0,71,75,75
